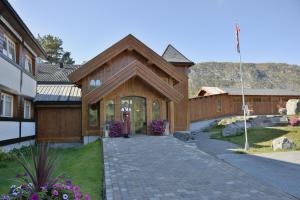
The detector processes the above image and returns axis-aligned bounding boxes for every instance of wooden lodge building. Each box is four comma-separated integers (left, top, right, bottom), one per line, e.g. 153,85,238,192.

35,35,194,143
189,87,300,122
2,0,300,147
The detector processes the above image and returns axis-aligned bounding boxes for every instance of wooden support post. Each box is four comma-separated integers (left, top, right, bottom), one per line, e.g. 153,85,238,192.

168,101,175,133
146,98,152,135
115,96,121,121
82,98,87,136
100,100,105,136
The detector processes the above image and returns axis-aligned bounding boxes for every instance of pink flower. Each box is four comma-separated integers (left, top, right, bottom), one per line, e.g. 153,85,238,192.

52,190,59,196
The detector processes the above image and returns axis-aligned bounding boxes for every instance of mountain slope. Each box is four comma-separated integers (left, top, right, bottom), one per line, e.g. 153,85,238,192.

189,62,300,97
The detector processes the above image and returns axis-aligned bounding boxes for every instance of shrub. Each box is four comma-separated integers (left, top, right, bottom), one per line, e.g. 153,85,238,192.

290,117,300,126
150,120,165,136
108,121,123,137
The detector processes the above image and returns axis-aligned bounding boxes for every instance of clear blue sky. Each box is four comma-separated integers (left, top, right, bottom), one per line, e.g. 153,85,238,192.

9,0,300,65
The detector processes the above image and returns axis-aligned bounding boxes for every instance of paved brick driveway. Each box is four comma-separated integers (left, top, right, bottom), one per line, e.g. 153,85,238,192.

103,136,296,200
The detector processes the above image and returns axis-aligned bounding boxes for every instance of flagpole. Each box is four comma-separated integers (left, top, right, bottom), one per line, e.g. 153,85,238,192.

236,23,249,151
238,52,249,150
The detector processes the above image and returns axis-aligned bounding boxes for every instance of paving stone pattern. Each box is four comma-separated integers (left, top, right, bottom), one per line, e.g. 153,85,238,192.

103,136,296,200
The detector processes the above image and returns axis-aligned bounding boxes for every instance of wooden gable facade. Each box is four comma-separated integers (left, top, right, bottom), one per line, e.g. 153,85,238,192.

69,34,192,137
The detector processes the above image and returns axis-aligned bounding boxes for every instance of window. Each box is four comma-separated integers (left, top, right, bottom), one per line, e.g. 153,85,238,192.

89,79,102,89
88,103,99,127
0,93,13,117
152,100,160,120
25,55,33,73
216,98,222,112
105,100,115,123
2,35,16,61
24,100,31,119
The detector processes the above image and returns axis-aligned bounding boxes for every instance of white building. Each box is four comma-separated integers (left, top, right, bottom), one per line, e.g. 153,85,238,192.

0,0,46,150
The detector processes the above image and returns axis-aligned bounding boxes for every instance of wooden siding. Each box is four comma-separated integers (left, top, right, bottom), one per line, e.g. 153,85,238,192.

189,94,300,122
37,106,82,142
85,60,183,104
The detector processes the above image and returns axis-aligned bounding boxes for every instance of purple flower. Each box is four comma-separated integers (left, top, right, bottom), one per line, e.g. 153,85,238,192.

30,193,39,200
52,189,59,196
84,194,91,200
2,195,10,200
66,179,72,186
73,186,80,192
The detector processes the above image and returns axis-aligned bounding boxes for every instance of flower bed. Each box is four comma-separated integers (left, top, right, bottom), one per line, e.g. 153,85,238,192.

1,175,90,200
108,121,123,137
150,120,165,136
0,144,91,200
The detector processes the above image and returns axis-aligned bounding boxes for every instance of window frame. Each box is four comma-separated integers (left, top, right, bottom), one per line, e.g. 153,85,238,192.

105,100,115,123
0,92,13,118
88,103,99,128
2,34,16,62
24,100,31,119
24,54,33,73
89,79,102,90
152,99,161,120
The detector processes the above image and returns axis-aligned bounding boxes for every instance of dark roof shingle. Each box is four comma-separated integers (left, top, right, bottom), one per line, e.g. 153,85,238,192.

37,64,81,84
162,44,193,64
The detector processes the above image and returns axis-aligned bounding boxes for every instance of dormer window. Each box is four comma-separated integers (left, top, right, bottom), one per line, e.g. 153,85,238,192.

25,55,33,73
2,34,16,62
90,79,102,89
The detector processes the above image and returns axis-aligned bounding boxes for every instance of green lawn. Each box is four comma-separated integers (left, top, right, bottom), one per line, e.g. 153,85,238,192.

0,140,103,200
209,125,300,153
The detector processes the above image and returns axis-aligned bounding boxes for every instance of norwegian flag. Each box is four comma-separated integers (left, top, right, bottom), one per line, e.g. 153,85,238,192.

236,24,241,53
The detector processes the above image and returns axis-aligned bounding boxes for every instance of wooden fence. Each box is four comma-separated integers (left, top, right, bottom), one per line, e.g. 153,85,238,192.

189,94,300,122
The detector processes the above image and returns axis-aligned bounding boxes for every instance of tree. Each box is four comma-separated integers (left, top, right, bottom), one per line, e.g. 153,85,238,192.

37,34,75,64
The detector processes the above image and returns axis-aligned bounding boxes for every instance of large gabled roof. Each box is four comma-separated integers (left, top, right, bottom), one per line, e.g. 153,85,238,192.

68,34,187,84
85,60,184,104
162,44,194,65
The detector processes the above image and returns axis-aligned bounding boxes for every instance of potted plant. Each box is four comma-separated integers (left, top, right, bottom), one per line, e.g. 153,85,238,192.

150,120,165,136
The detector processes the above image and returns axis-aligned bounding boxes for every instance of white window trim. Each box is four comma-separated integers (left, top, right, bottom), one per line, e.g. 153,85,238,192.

24,100,31,119
0,93,13,118
2,34,16,62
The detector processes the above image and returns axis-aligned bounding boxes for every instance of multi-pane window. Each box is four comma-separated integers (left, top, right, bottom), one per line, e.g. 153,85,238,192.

25,55,33,73
152,100,160,120
105,100,115,123
89,79,102,89
89,104,99,127
0,93,13,117
24,100,31,119
2,35,16,61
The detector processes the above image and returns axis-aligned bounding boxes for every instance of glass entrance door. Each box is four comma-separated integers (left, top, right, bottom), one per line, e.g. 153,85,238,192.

121,97,146,134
